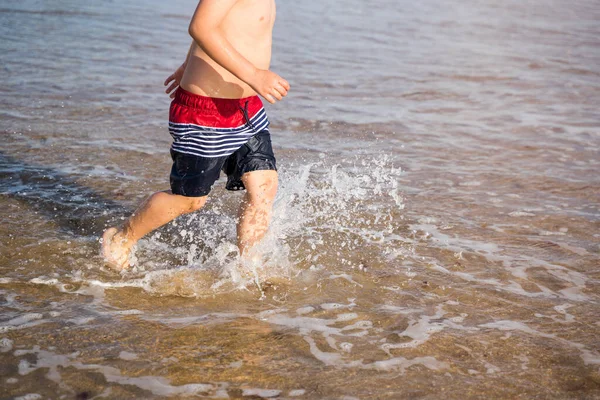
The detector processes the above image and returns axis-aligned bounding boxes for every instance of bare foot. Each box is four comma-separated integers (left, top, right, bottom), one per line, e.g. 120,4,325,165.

238,251,262,278
238,253,266,297
100,228,131,271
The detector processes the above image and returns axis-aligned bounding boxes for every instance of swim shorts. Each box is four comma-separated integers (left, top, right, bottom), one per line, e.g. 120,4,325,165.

168,88,277,197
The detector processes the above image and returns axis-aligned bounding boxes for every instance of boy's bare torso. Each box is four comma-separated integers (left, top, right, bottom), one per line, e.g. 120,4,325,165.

181,0,276,99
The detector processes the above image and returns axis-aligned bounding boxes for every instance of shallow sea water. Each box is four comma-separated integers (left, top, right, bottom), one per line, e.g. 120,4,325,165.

1,0,600,399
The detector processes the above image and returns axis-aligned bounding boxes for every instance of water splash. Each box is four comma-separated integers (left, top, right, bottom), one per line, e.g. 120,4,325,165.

115,155,404,297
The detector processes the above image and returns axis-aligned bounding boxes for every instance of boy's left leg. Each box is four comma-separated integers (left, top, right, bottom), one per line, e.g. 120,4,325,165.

101,191,207,270
237,170,278,256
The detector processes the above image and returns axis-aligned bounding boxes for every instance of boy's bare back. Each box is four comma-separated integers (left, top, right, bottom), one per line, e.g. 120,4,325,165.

181,0,280,100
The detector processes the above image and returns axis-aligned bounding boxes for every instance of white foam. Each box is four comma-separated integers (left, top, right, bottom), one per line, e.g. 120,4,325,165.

508,211,535,217
302,336,345,366
376,305,423,315
484,361,501,374
118,351,138,360
412,223,590,301
4,313,43,326
259,302,450,374
29,277,60,286
14,394,42,400
366,356,449,372
14,346,222,397
328,274,363,287
321,302,355,311
339,342,353,352
0,313,49,333
265,314,343,336
341,320,372,333
459,180,481,187
296,306,315,315
336,313,358,322
553,304,575,323
381,305,478,355
0,337,14,352
111,310,144,315
241,388,282,398
539,230,566,236
67,316,96,325
480,320,600,366
144,312,244,327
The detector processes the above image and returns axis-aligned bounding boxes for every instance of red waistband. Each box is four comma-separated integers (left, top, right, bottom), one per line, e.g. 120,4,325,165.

173,87,263,114
170,87,265,128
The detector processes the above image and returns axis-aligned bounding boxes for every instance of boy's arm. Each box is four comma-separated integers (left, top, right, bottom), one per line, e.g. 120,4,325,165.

188,0,289,103
164,42,194,98
182,42,193,68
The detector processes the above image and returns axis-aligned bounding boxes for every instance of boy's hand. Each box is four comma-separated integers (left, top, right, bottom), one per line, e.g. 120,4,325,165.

164,63,186,99
250,69,290,104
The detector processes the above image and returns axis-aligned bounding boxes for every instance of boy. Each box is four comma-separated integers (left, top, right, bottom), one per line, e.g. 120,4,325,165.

101,0,290,270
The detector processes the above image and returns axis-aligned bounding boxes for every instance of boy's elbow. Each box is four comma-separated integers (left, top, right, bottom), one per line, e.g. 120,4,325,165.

188,23,200,41
188,23,210,45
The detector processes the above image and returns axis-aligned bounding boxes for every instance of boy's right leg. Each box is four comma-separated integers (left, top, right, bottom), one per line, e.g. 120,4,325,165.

101,191,206,270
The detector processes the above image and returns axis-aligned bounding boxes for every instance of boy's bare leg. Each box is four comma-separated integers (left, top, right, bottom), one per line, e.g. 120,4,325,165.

237,170,278,257
101,191,207,270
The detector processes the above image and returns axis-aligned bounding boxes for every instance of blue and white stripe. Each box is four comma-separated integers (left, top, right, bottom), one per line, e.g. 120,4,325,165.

169,108,269,158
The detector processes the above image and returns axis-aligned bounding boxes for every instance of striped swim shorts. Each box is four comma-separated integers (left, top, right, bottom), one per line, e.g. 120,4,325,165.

168,87,276,197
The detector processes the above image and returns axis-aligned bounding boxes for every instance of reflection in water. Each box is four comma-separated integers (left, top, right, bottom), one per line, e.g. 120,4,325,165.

1,0,599,398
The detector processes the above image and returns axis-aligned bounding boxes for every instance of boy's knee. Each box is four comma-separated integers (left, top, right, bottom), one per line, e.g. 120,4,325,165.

153,191,206,213
186,196,207,212
248,181,277,207
241,170,278,207
262,179,278,202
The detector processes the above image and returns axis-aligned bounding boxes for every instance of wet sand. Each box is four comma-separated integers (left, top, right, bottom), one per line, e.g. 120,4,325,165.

1,0,600,399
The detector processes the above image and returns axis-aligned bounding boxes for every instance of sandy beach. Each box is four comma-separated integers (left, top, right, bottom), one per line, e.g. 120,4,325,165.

1,0,599,398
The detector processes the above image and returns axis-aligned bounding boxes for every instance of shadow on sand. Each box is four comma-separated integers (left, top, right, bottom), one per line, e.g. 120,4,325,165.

0,151,130,238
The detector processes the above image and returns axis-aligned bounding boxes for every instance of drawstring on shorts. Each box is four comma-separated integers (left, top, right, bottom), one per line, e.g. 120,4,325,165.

239,100,256,132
